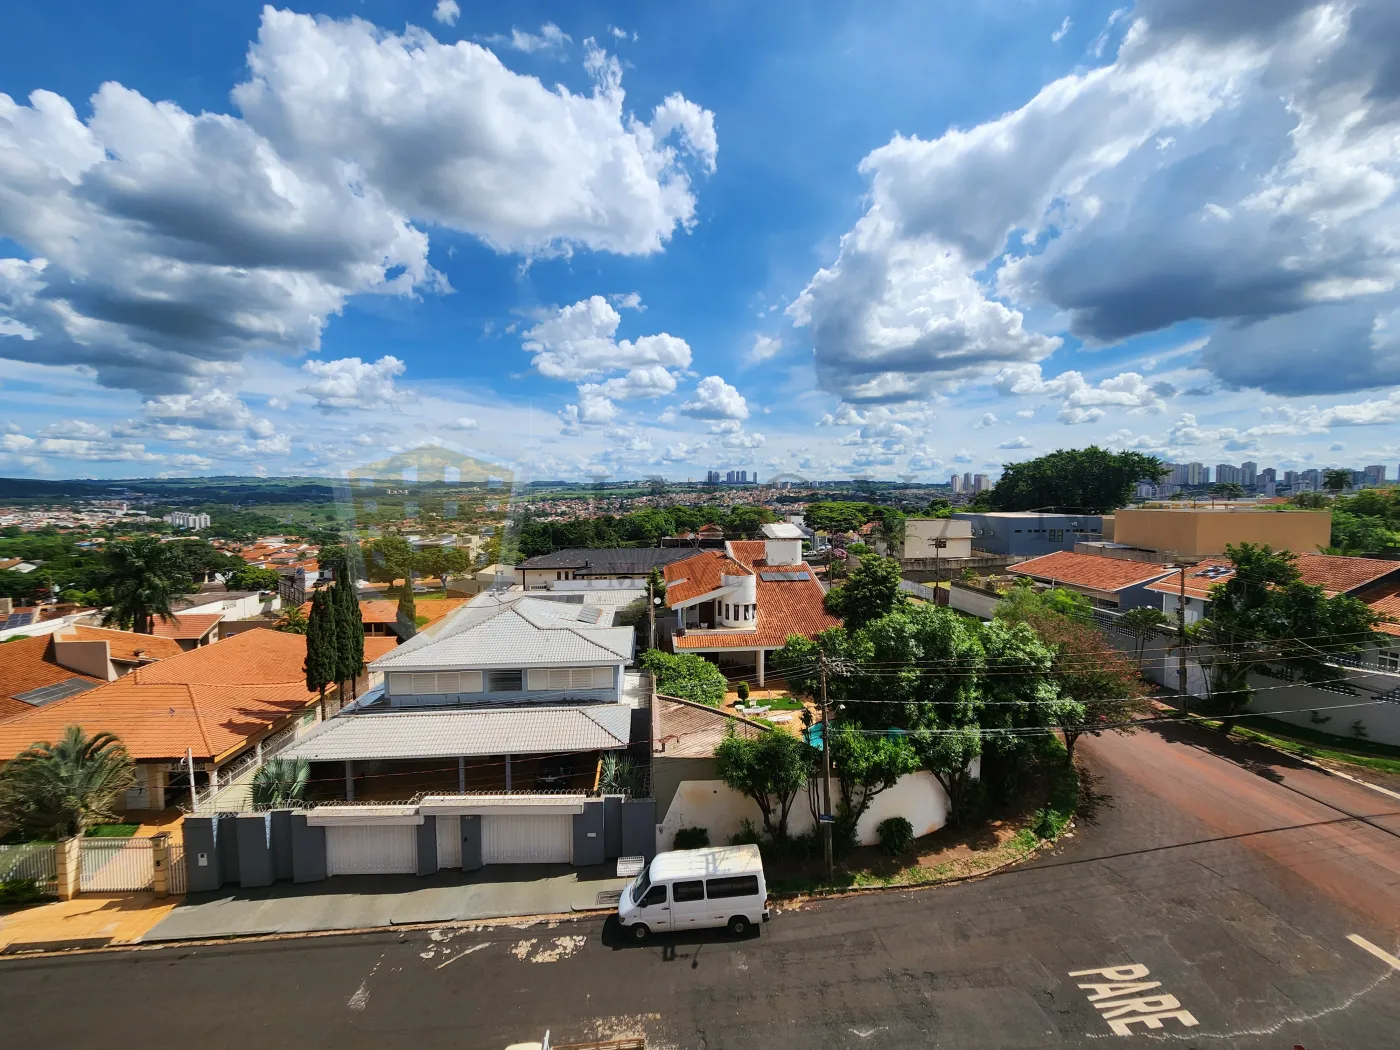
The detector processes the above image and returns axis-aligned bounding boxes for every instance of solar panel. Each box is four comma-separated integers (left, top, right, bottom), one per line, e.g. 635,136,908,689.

759,571,812,582
3,611,35,629
13,677,101,706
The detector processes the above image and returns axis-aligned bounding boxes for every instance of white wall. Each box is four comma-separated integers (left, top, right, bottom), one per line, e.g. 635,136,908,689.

905,519,974,560
656,770,961,852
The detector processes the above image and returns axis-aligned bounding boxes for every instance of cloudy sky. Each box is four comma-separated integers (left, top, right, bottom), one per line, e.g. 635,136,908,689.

3,0,1400,483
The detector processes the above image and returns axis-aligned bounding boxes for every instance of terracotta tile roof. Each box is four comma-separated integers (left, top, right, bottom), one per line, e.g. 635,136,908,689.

1367,592,1400,637
0,636,101,707
0,629,321,762
1144,553,1400,601
148,614,222,640
664,551,752,605
363,635,399,661
0,695,31,721
298,598,469,626
670,542,841,651
1011,551,1174,593
63,625,184,664
653,694,766,757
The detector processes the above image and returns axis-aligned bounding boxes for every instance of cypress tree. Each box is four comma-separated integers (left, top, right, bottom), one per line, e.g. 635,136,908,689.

333,576,365,703
303,589,333,720
395,579,418,640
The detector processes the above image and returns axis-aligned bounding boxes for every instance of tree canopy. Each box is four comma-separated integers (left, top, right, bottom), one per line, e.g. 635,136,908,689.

986,446,1168,513
714,729,814,841
98,536,191,634
0,726,136,838
823,553,908,630
225,565,281,592
640,649,728,707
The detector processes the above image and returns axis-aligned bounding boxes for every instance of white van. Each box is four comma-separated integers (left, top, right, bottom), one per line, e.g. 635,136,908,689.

617,844,768,940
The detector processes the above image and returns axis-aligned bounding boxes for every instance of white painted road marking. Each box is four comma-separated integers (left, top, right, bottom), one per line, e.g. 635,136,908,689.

1069,964,1199,1037
1347,934,1400,971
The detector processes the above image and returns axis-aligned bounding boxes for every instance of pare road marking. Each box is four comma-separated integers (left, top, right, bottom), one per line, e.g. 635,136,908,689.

1347,934,1400,972
1069,964,1200,1037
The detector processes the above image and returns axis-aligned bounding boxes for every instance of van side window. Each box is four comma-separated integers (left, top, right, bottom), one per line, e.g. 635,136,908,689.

706,875,759,899
673,880,705,902
642,885,667,907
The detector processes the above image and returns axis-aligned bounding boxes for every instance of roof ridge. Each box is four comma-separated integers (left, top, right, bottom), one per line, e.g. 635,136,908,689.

181,683,216,760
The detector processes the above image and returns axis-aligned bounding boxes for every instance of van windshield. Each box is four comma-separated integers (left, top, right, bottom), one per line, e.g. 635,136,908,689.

630,866,652,903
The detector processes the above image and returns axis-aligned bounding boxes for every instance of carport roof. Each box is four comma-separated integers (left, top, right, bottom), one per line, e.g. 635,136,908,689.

279,703,633,762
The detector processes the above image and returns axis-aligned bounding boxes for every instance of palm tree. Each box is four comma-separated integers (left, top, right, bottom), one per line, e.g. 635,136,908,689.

275,605,309,634
99,536,185,634
250,758,310,810
0,727,137,838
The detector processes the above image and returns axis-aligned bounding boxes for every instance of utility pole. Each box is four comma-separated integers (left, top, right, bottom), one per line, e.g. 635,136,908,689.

933,537,947,606
1176,563,1189,715
186,747,199,813
819,654,834,881
647,577,656,652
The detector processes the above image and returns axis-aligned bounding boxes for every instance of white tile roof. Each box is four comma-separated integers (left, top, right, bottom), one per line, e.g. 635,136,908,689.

281,703,633,762
369,595,633,671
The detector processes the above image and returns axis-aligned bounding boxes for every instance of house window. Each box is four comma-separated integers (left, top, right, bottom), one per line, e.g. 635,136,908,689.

1378,649,1400,672
1049,529,1064,542
487,669,524,692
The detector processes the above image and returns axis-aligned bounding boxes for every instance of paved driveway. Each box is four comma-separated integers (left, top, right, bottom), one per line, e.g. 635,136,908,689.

143,864,631,941
4,723,1399,1048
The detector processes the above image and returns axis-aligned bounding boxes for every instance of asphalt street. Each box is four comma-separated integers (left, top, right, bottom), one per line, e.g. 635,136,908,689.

3,722,1399,1049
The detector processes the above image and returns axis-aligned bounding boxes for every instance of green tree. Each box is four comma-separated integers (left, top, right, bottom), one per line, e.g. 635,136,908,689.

1197,543,1382,732
225,565,281,592
395,579,418,640
250,757,310,811
332,577,365,702
365,535,414,583
163,540,241,584
714,729,815,841
646,566,667,604
0,727,136,838
414,544,474,594
828,729,918,849
276,604,310,635
1117,606,1170,667
98,536,189,634
823,554,908,630
1323,468,1353,495
987,446,1169,513
1209,482,1245,502
303,588,335,719
639,650,728,706
924,497,952,518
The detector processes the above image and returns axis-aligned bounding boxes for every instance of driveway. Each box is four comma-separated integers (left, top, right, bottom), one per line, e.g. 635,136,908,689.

143,864,631,941
3,723,1399,1048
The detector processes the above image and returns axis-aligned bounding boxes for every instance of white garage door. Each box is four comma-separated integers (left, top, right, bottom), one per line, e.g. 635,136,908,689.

482,814,573,864
436,816,462,869
326,824,418,876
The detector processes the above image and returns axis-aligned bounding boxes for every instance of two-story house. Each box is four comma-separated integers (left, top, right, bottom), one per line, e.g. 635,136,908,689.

662,523,840,685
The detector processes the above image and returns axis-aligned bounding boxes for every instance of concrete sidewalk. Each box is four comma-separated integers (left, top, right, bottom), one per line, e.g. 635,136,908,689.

142,864,631,942
1,895,180,954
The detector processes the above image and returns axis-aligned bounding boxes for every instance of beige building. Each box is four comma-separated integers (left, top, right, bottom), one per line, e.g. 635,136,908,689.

1112,507,1331,559
903,518,974,560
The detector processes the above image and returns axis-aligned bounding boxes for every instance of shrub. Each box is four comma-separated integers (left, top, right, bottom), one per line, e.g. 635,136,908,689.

876,816,914,855
673,826,710,850
0,878,46,906
640,650,728,707
728,818,761,846
736,681,750,701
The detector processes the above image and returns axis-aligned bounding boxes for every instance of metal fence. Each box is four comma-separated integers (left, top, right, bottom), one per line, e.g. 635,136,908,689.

168,841,188,895
80,837,155,893
0,842,58,895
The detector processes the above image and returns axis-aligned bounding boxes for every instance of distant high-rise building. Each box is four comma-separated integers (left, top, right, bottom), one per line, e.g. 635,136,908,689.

1258,467,1277,485
1241,462,1258,488
1364,465,1385,487
962,471,973,491
1215,464,1241,485
972,473,992,493
705,470,721,484
162,511,210,530
950,474,963,493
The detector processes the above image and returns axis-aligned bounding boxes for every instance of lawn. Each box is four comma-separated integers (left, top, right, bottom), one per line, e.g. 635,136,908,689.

84,823,139,838
1225,716,1400,777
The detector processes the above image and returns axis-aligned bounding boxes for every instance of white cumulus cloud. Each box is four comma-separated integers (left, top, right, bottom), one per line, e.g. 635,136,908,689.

681,376,749,420
299,355,408,410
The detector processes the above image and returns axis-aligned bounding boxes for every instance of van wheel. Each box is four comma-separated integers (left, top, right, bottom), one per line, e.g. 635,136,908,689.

727,915,750,937
630,923,650,942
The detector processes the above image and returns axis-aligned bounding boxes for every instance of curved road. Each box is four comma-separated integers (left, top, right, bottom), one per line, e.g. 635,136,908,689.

2,722,1399,1048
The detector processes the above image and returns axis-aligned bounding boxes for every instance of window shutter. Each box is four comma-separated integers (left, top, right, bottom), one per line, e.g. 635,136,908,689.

527,668,550,691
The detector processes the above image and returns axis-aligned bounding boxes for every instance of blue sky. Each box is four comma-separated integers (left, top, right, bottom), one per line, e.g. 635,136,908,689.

2,0,1400,482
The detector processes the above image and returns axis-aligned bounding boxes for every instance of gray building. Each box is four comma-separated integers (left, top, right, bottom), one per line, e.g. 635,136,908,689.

953,511,1105,557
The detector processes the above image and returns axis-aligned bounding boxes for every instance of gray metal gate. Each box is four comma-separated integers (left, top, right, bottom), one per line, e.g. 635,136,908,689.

79,837,155,892
0,842,58,896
